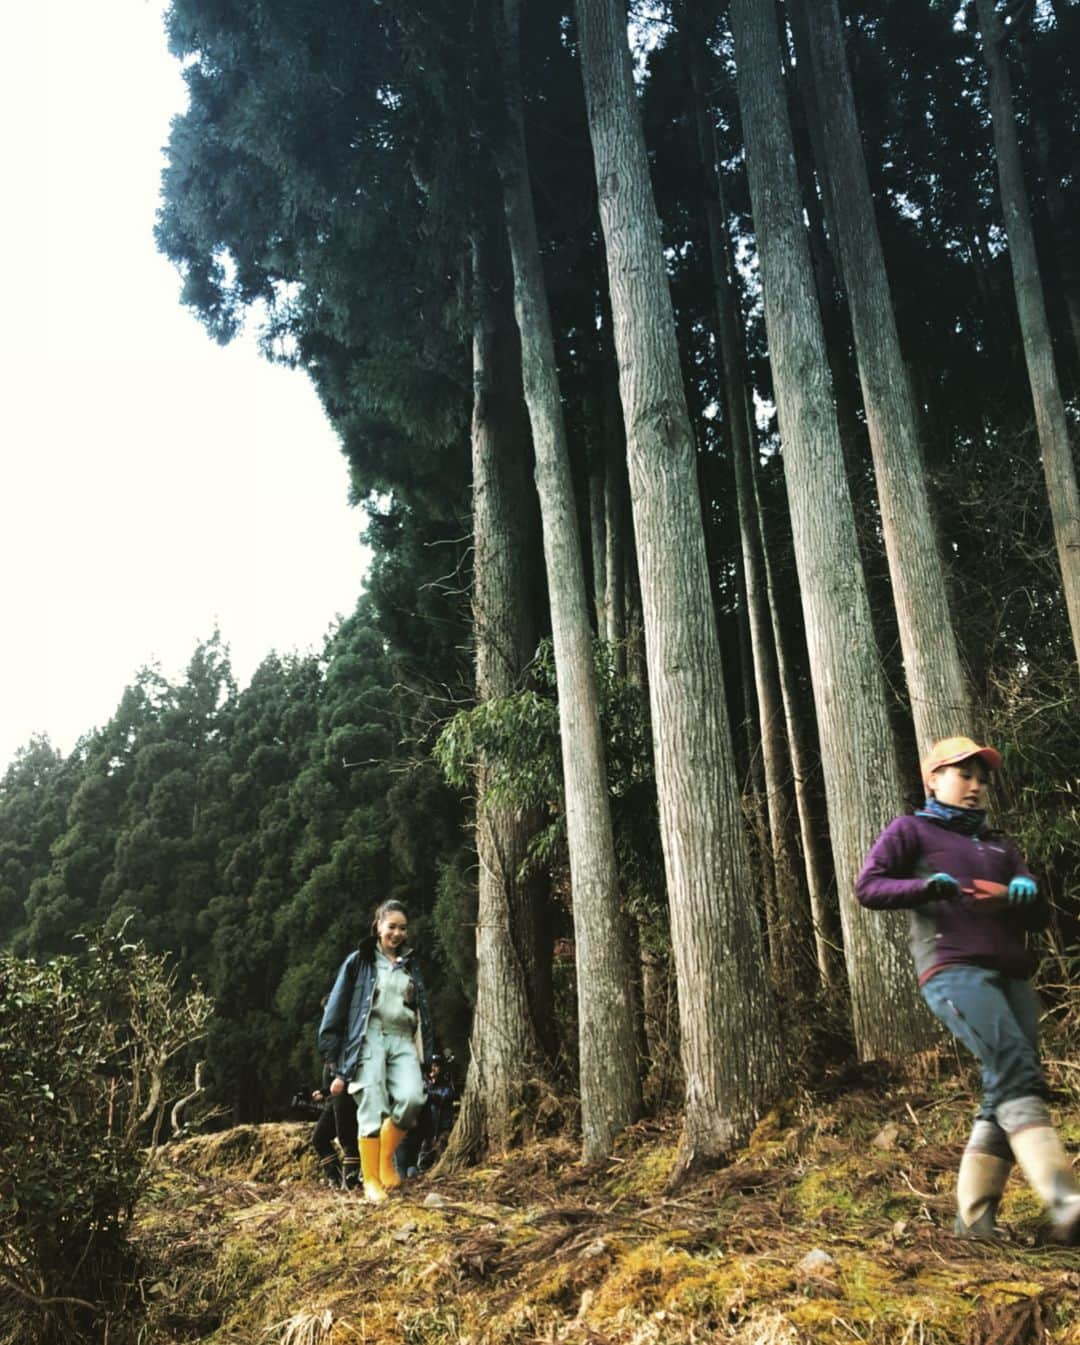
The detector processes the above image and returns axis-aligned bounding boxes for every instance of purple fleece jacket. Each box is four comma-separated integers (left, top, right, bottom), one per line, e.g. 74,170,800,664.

855,815,1044,984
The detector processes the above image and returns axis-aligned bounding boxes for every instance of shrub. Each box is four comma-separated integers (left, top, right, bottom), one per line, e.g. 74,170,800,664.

0,930,211,1344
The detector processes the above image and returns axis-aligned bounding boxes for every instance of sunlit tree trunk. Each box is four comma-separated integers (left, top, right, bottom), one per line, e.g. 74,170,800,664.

576,0,785,1163
597,321,631,664
974,0,1080,675
793,0,971,755
494,0,640,1162
729,0,935,1057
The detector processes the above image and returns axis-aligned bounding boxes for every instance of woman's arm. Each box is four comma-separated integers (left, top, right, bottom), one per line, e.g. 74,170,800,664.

317,953,356,1070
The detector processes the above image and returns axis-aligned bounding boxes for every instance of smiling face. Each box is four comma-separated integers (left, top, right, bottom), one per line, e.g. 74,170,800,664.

376,908,409,954
929,757,989,809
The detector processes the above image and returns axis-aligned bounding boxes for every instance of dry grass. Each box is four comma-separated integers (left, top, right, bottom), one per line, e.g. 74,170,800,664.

131,1061,1080,1345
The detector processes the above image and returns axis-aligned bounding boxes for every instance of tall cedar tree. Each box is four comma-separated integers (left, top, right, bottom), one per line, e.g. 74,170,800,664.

973,0,1080,677
490,0,642,1161
576,0,784,1161
792,0,973,755
442,166,553,1164
676,1,820,996
728,0,935,1057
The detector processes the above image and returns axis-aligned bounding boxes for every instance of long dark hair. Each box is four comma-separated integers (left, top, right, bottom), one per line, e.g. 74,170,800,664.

371,899,409,940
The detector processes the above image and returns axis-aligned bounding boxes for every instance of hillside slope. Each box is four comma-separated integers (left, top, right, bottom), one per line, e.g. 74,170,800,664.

134,1062,1080,1344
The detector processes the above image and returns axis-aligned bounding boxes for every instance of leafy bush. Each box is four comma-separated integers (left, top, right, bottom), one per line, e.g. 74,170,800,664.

0,931,211,1344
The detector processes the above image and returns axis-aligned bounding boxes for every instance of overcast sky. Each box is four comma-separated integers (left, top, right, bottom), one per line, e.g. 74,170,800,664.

0,0,369,772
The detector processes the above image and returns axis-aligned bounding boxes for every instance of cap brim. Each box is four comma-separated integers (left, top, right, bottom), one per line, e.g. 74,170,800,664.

929,745,1002,775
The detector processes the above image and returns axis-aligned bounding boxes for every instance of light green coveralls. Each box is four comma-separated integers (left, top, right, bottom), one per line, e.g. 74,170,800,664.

348,948,426,1137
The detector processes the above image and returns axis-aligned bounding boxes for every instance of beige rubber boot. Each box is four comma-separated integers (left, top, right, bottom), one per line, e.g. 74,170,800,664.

1008,1126,1080,1244
954,1151,1012,1238
358,1136,387,1203
379,1118,408,1190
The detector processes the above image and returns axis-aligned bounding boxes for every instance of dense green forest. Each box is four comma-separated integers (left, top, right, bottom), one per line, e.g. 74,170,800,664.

3,0,1080,1161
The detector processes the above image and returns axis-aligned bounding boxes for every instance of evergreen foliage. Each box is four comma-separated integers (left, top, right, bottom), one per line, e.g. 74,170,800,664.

0,597,466,1124
434,639,663,943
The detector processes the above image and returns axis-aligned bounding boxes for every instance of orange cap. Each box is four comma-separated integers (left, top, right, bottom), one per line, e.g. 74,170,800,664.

921,736,1002,789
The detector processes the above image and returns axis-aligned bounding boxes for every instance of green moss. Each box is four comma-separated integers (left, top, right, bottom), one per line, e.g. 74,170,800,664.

397,1304,467,1343
663,1256,798,1328
792,1162,862,1220
588,1242,698,1317
525,1260,581,1309
1058,1114,1080,1146
604,1142,679,1198
211,1234,266,1300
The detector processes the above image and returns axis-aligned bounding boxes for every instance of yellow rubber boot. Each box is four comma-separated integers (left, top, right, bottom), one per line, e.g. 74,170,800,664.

379,1118,408,1190
358,1136,387,1203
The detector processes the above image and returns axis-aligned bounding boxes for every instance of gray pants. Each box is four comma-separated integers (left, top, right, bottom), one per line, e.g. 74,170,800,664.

922,965,1047,1128
349,1021,426,1137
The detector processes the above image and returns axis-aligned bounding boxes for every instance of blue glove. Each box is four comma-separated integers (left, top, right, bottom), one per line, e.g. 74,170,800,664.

1007,876,1038,904
924,872,961,900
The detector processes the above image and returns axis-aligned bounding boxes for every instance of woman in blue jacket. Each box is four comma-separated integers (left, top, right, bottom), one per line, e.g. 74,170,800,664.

857,736,1079,1244
317,900,434,1202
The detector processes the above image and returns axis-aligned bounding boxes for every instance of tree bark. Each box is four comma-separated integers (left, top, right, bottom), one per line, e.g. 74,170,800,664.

170,1060,205,1139
754,449,838,993
598,322,630,664
729,0,935,1057
1018,59,1080,379
494,0,640,1162
784,2,866,476
683,12,815,996
793,0,972,755
605,418,629,658
442,181,550,1166
975,0,1080,676
586,389,609,636
576,0,785,1161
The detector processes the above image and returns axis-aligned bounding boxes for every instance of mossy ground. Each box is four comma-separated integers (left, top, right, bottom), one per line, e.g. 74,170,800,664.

133,1060,1080,1345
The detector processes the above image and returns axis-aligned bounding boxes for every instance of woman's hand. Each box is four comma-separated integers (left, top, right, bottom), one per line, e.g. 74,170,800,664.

924,872,960,900
330,1075,346,1096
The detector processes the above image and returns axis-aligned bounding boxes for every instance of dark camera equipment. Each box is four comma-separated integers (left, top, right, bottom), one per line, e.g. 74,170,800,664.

289,1089,324,1118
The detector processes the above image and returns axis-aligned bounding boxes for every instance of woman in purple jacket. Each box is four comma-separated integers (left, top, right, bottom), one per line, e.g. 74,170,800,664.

856,735,1080,1243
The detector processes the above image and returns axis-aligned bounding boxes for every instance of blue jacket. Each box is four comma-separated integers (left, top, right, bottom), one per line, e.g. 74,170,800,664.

317,936,435,1083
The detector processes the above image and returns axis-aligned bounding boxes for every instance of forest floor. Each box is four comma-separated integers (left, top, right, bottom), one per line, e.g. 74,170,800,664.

133,1058,1080,1345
